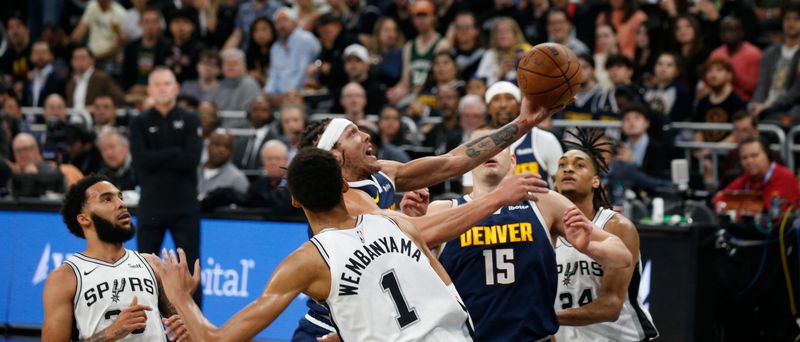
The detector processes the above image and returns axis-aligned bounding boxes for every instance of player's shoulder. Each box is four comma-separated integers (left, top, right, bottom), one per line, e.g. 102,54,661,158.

604,212,638,237
44,264,78,297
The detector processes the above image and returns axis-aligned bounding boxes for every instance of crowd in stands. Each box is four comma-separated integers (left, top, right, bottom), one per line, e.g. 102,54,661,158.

1,0,799,216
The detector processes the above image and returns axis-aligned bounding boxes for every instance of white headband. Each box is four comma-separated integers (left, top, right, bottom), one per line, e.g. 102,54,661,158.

316,118,353,151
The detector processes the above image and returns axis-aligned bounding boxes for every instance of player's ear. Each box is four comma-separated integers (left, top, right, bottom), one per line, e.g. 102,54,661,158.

342,179,349,193
290,196,302,208
592,175,600,190
330,149,344,165
77,213,91,227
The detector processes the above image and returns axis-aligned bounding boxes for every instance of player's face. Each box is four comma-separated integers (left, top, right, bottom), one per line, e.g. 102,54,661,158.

335,124,381,177
83,181,135,243
471,129,513,181
488,93,520,127
555,150,599,197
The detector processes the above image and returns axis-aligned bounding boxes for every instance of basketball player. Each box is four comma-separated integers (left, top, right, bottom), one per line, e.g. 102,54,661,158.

152,148,475,341
42,175,192,341
553,129,658,341
422,127,633,341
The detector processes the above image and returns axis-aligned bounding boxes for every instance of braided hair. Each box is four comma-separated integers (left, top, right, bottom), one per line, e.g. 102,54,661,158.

299,118,332,149
563,128,613,211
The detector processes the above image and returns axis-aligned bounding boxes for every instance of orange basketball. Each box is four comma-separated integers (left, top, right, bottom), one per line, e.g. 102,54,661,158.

517,43,582,109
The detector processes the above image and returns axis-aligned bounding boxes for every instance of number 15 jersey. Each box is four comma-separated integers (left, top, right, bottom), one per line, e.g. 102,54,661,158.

310,214,473,342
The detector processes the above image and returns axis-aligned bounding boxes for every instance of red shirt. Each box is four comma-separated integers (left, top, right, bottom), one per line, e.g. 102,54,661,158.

709,42,762,102
713,163,800,211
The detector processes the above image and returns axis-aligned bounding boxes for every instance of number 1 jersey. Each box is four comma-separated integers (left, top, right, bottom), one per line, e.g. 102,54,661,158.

310,214,473,342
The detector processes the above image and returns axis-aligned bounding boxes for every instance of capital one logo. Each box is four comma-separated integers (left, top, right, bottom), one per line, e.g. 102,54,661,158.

33,244,73,285
201,257,256,298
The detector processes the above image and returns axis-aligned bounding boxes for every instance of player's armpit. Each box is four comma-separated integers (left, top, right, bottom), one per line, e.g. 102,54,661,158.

42,265,77,342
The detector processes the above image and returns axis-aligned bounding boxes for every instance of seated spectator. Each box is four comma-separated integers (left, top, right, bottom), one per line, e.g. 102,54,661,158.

417,51,465,112
165,8,205,83
644,52,692,123
692,58,747,143
336,0,381,42
671,14,708,92
332,44,387,115
210,48,262,111
2,95,29,137
475,17,531,86
449,11,485,81
69,0,127,65
709,16,762,102
198,101,221,165
295,0,319,31
305,13,358,93
222,0,280,50
242,139,292,213
41,94,74,151
245,18,275,86
750,3,800,120
24,41,66,107
121,7,170,96
64,124,103,175
457,95,487,143
96,129,137,191
198,129,250,208
596,0,646,59
66,46,125,112
713,136,800,212
718,112,783,188
547,8,590,56
598,54,644,121
466,77,487,99
422,85,462,154
564,53,605,121
233,96,281,170
180,49,221,103
593,23,620,90
617,105,670,181
265,7,321,103
378,106,415,147
9,132,65,197
340,82,371,126
1,16,32,86
91,95,122,137
278,104,305,162
633,23,661,88
369,17,405,89
360,124,410,163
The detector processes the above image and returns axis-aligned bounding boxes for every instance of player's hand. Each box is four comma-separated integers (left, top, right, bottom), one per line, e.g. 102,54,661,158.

317,332,341,342
157,248,202,301
492,164,548,205
563,206,593,251
105,295,152,341
400,188,430,217
163,314,191,342
518,96,572,128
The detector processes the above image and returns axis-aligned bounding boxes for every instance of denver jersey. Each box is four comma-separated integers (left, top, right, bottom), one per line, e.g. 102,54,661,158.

554,208,658,341
347,171,397,210
63,249,165,341
310,215,473,341
509,128,563,186
438,196,558,341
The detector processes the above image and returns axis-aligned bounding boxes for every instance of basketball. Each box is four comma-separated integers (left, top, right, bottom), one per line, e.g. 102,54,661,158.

517,43,582,109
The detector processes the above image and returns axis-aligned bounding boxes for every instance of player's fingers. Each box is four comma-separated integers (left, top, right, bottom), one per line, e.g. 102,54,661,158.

130,295,138,306
162,248,172,265
169,249,178,266
193,259,202,284
178,248,188,266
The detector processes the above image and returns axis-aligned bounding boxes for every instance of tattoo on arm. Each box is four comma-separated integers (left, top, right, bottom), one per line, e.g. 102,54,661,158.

465,124,520,158
79,325,126,342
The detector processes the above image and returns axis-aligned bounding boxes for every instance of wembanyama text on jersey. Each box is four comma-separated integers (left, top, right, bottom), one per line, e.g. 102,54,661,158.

63,249,165,340
310,215,474,342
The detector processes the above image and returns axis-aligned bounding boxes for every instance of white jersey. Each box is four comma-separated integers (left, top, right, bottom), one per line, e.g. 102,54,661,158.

554,208,658,341
64,249,165,341
310,215,473,342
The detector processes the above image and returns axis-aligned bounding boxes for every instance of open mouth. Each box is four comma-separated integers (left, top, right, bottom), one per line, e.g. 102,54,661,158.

560,176,576,184
117,212,131,222
484,158,499,167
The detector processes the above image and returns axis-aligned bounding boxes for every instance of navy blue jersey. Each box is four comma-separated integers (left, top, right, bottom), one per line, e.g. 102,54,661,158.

512,132,549,184
439,196,559,341
295,171,398,339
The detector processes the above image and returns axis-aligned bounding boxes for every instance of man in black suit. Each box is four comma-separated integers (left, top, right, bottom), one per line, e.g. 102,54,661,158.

232,96,280,171
24,41,66,107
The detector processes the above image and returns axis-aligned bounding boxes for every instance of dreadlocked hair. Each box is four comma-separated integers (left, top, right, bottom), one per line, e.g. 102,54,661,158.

563,128,613,211
299,118,333,149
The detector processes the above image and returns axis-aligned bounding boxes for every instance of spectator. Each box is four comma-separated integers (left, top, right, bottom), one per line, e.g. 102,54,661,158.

466,76,487,98
386,0,451,104
90,95,120,137
180,49,221,103
672,14,708,92
295,0,320,31
245,18,275,86
1,16,32,85
475,17,531,86
377,105,414,147
65,46,125,111
598,54,644,121
546,8,590,57
633,22,661,88
96,129,137,191
644,52,693,123
242,139,292,213
713,136,800,212
210,48,262,111
69,0,127,63
278,103,305,162
385,0,414,39
120,0,148,40
232,96,281,170
264,7,321,101
709,16,762,102
457,94,487,143
165,8,205,83
193,0,235,48
64,124,102,175
130,67,202,305
1,96,27,137
718,112,783,188
9,132,65,197
340,82,371,124
24,41,66,108
307,13,358,93
197,129,249,203
594,23,620,90
333,44,387,115
338,0,382,42
596,0,647,59
121,7,170,95
692,58,747,143
422,85,462,154
197,101,220,165
564,53,604,121
41,94,78,150
449,11,485,81
616,105,671,181
223,0,280,50
418,51,465,112
750,3,800,120
369,17,405,88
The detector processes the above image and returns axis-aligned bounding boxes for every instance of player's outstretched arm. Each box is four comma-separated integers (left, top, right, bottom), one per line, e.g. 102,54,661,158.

381,97,563,192
152,247,328,342
558,215,640,325
141,253,193,342
391,216,454,285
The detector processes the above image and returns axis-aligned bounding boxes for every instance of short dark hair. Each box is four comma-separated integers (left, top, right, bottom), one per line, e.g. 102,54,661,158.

546,7,571,23
61,174,109,238
621,103,650,121
782,2,800,21
732,110,757,127
299,118,333,149
577,53,595,68
739,136,771,162
71,44,94,59
287,148,343,212
605,54,633,69
704,57,734,74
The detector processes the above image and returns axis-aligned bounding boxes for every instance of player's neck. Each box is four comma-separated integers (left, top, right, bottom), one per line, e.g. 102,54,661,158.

306,205,359,235
565,192,596,218
470,179,500,200
84,240,126,264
